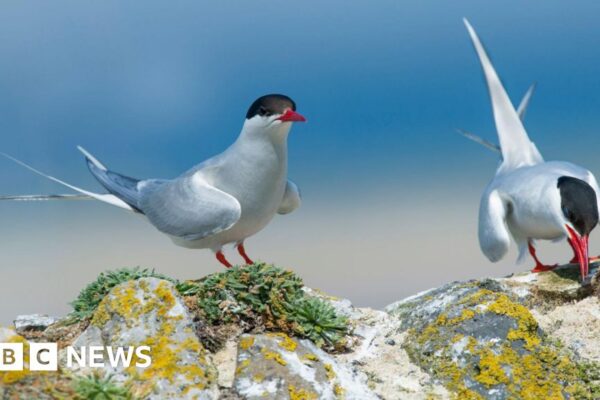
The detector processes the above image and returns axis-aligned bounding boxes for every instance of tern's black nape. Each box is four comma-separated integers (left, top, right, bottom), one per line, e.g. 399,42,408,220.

246,94,296,119
558,176,599,236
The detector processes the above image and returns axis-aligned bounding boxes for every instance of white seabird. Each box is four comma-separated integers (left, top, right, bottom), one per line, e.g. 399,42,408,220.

1,94,306,268
463,19,600,281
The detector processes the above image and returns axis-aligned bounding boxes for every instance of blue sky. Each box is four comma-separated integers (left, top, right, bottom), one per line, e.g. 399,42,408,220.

2,1,600,321
1,1,600,194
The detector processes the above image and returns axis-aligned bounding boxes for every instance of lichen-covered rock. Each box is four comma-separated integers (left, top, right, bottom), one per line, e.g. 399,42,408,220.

386,279,505,330
394,280,592,399
233,333,377,399
0,327,30,386
69,277,218,399
5,262,600,399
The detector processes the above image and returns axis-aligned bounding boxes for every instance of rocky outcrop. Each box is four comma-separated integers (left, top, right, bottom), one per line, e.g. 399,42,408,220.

70,278,218,399
2,262,600,399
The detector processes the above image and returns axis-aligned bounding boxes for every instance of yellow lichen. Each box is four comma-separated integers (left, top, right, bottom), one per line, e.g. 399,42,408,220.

0,335,30,385
153,281,177,317
277,333,298,352
474,349,509,386
302,353,320,362
288,385,318,400
261,349,287,366
450,334,464,343
253,373,265,383
239,336,255,350
437,309,477,326
455,386,485,400
334,384,345,398
91,300,110,327
110,282,142,324
408,288,586,399
324,363,336,381
236,359,251,374
487,293,540,350
121,280,214,394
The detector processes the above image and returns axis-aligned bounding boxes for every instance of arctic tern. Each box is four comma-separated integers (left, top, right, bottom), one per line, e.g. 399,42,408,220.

463,19,600,282
1,94,306,268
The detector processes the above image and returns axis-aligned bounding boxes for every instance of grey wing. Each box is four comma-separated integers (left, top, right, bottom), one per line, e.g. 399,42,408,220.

478,189,511,262
278,180,301,215
138,174,241,241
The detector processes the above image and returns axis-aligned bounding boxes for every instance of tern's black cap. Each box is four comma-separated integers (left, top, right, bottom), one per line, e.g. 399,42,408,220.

246,94,296,119
558,176,599,236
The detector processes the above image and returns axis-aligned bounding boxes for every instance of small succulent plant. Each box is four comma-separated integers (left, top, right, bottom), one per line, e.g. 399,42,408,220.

73,373,135,400
187,263,348,348
292,296,348,348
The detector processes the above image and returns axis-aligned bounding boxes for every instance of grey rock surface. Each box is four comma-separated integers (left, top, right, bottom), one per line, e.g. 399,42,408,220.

14,314,58,333
233,333,377,400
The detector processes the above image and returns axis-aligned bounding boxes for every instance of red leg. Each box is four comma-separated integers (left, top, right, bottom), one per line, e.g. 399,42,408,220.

215,250,232,268
529,242,557,273
236,242,254,265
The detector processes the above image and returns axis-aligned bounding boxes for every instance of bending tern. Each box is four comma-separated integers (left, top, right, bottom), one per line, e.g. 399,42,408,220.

463,19,600,282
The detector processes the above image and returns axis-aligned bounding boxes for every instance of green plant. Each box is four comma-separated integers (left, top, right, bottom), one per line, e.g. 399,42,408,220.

292,296,348,347
175,280,201,296
73,373,135,400
68,267,174,322
194,263,302,323
189,263,348,348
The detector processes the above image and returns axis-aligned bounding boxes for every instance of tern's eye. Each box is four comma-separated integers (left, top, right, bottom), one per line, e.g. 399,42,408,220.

258,106,272,117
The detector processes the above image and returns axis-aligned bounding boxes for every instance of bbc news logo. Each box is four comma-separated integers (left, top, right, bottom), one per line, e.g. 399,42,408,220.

0,343,152,371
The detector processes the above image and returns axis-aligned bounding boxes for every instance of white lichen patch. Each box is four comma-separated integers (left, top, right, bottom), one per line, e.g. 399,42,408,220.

451,336,471,362
236,377,279,397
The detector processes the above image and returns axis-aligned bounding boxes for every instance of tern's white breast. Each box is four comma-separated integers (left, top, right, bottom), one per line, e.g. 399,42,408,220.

489,161,594,241
174,133,288,250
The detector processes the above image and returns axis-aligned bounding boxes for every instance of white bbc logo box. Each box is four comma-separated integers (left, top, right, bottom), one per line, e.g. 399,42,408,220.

0,343,58,371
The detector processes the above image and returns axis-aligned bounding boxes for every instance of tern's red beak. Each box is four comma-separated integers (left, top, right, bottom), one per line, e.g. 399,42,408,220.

277,109,306,122
566,225,589,281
